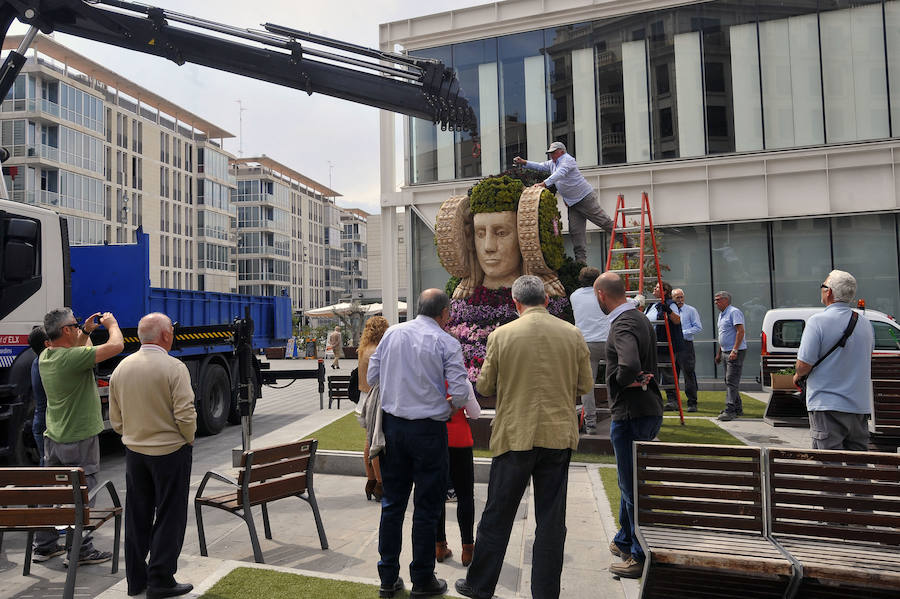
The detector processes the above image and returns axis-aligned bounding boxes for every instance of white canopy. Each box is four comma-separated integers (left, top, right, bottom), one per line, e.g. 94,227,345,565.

364,301,407,316
305,302,353,318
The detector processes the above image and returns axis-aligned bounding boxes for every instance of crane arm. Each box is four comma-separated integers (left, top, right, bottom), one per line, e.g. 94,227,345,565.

0,0,477,133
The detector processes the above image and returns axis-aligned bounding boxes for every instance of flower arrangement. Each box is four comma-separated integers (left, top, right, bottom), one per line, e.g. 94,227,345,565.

447,285,571,383
469,176,524,214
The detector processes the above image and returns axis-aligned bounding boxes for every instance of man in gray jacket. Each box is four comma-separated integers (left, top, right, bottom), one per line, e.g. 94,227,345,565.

594,272,663,579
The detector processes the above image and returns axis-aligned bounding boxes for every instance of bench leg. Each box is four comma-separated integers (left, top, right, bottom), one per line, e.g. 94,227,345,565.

111,510,121,574
305,489,328,550
261,503,272,540
243,509,265,564
63,527,82,599
23,531,34,576
195,504,208,557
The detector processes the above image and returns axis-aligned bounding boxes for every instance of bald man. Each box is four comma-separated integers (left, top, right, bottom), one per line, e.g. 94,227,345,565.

109,313,196,599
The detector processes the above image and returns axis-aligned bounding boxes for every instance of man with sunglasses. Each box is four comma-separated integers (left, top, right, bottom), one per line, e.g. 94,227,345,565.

31,308,124,566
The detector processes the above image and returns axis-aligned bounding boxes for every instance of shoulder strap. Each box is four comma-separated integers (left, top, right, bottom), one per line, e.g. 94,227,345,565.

809,311,859,372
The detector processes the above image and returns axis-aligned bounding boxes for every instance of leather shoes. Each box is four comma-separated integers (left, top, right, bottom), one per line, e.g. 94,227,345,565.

454,578,486,598
379,577,404,598
146,582,193,599
410,575,447,597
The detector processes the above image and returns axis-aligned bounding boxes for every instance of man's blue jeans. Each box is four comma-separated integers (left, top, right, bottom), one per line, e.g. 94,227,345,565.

378,412,448,587
610,415,662,562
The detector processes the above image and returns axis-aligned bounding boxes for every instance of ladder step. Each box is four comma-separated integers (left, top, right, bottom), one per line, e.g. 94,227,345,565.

609,247,642,255
610,268,642,275
626,290,643,297
649,319,665,325
658,362,674,368
615,226,645,233
657,342,672,347
618,207,643,215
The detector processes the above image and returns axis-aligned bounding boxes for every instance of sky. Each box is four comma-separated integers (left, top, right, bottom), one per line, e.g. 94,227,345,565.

10,0,487,213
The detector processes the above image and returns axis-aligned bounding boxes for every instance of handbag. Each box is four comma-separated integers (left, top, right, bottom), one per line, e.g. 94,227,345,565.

796,311,859,387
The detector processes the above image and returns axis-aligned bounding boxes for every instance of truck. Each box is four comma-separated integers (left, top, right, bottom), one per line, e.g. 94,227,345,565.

0,199,322,464
0,0,477,464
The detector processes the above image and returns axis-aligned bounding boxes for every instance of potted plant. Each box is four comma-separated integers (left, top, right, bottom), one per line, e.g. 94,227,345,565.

770,367,797,390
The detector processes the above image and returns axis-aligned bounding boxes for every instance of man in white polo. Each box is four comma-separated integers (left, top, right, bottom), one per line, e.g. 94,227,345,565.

514,141,613,264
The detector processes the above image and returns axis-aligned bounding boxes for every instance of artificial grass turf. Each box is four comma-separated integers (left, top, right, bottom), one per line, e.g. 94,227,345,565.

657,415,745,445
201,567,386,599
598,466,622,528
667,391,764,418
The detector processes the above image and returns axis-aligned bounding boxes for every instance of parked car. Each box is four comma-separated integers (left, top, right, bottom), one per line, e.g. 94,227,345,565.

760,304,900,391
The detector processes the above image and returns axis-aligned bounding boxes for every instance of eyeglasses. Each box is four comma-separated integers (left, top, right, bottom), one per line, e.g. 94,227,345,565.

64,322,83,332
820,284,830,290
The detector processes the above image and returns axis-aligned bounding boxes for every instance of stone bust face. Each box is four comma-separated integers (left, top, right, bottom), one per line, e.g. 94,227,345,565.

473,210,522,289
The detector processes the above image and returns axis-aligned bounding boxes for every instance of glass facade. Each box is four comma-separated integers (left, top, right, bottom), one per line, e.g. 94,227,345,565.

410,0,900,184
411,210,900,380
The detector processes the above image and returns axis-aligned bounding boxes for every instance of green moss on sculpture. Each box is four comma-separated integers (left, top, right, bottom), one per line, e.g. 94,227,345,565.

538,189,565,271
469,176,524,214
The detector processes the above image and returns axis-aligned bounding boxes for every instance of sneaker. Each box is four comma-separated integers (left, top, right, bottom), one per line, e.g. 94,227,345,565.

64,549,112,567
609,541,629,560
663,403,677,411
609,556,644,579
446,488,457,503
686,405,698,413
584,426,597,435
32,545,66,562
717,410,738,422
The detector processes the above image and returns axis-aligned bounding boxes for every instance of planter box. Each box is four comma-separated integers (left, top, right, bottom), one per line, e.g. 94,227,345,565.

770,373,796,390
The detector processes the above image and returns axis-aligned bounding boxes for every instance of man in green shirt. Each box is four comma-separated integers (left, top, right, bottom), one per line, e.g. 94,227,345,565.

32,308,124,566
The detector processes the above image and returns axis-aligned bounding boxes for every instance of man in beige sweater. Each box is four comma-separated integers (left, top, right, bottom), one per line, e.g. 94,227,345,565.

456,275,593,599
109,313,196,599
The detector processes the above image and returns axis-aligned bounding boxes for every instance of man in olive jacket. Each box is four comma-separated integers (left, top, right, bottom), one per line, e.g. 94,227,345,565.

595,272,663,579
456,275,593,599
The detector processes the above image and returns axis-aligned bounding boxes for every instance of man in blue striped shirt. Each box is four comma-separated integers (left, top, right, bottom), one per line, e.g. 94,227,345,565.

514,141,613,264
367,288,470,598
672,288,702,412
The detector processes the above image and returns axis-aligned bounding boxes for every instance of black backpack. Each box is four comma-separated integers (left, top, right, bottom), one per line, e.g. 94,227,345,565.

348,367,361,404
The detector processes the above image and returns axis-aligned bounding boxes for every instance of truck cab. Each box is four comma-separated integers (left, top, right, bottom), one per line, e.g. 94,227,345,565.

760,305,900,391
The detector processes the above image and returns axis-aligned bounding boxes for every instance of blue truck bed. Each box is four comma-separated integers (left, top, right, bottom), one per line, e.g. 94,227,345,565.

69,233,292,351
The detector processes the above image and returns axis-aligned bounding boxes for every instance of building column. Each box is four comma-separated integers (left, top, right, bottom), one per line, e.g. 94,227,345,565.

380,109,399,325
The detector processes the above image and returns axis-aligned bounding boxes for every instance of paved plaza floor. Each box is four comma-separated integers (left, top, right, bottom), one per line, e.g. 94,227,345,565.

0,361,808,599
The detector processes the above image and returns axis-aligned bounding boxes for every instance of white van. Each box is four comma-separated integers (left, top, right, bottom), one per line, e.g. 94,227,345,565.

760,305,900,391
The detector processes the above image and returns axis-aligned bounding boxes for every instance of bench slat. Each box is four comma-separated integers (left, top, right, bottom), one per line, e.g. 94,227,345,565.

651,549,793,576
639,497,762,518
771,475,898,495
0,507,89,526
773,522,900,545
637,443,762,458
247,473,307,506
239,455,310,486
768,448,900,467
639,456,759,472
639,469,760,487
0,487,87,505
772,491,900,512
772,506,900,529
640,484,760,501
0,468,86,486
243,441,313,466
638,510,762,532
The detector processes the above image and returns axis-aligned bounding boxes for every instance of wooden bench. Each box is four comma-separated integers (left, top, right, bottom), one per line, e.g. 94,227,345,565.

634,442,798,599
870,356,900,452
327,375,351,409
194,438,328,563
767,448,900,598
0,467,122,599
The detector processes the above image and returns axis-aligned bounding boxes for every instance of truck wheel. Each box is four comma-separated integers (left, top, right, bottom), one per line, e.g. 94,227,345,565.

12,396,40,465
227,369,258,425
196,364,229,436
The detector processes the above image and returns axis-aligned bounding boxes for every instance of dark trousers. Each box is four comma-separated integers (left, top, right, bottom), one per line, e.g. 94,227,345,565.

125,444,192,593
465,448,571,599
679,341,699,406
378,412,448,587
659,349,681,407
610,416,662,562
437,446,475,545
724,349,746,413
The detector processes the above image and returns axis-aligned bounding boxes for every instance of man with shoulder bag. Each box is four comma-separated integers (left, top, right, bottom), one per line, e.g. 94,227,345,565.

793,270,874,451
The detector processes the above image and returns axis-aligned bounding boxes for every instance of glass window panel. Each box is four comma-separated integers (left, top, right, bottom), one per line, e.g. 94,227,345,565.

647,12,679,159
674,31,705,157
657,225,717,379
546,23,596,164
592,18,631,165
888,1,900,137
409,46,451,184
623,39,651,162
499,31,544,169
710,222,771,380
772,218,832,307
822,2,889,143
452,39,497,179
832,214,899,317
409,210,446,317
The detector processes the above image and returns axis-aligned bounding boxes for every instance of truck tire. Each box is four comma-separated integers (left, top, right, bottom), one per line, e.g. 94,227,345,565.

196,363,229,436
227,369,258,425
12,396,40,465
